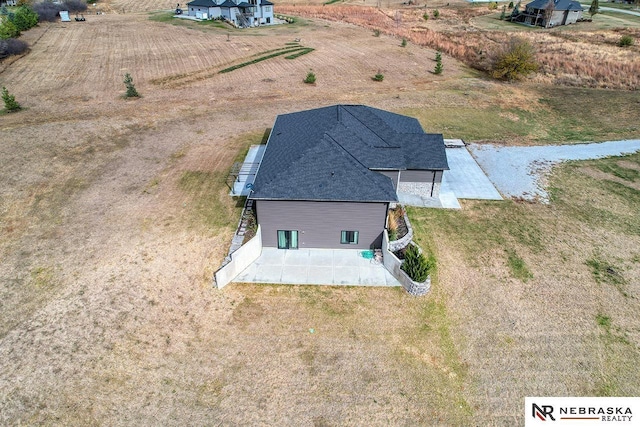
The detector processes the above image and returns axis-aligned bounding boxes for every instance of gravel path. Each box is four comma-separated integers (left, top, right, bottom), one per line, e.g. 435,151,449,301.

468,140,640,202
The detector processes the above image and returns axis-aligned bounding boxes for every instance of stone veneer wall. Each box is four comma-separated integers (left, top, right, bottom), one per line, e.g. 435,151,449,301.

397,180,442,199
388,209,413,253
382,230,431,296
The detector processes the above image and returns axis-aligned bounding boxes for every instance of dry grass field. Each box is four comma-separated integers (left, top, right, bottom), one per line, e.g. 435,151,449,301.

277,2,640,89
1,2,639,425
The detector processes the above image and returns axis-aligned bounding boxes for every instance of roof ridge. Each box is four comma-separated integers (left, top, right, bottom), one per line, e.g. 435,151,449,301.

323,131,397,198
339,106,395,147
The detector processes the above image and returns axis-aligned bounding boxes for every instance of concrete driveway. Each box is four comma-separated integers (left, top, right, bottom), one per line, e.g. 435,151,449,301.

398,143,503,208
233,248,401,287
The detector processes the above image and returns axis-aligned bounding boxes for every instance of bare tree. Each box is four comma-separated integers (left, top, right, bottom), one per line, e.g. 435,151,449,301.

543,0,555,28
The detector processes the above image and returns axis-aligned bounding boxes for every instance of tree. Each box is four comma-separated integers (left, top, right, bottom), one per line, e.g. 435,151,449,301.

589,0,599,17
304,70,316,84
0,16,20,40
510,1,521,20
2,86,21,112
543,0,555,27
500,5,507,20
401,245,433,283
123,73,139,97
489,38,539,81
434,51,443,74
12,5,39,31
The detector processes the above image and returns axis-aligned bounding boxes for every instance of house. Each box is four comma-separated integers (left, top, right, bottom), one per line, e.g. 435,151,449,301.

515,0,583,27
185,0,274,27
248,105,449,250
1,0,18,6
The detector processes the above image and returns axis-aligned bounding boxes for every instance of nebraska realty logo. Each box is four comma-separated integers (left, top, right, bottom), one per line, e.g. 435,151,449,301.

525,397,640,426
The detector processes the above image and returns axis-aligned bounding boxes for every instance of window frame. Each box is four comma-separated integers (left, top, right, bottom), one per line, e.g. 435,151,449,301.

340,230,359,245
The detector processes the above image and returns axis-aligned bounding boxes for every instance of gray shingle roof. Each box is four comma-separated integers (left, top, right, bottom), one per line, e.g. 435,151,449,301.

250,105,448,202
526,0,583,10
187,0,217,6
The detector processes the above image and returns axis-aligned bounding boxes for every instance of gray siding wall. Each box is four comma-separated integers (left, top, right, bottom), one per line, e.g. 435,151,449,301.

375,170,399,190
400,170,435,183
256,200,388,249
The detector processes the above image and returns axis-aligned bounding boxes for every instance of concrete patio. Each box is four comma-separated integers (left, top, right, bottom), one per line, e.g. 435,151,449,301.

233,248,401,287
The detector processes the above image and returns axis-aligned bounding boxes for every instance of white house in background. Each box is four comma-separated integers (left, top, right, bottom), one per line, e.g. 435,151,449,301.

185,0,274,27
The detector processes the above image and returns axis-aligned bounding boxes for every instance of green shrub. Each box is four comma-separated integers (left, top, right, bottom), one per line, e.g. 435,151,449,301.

618,35,634,47
373,72,384,81
422,13,429,21
304,70,316,84
508,1,514,8
432,9,440,19
0,16,20,40
489,38,538,81
123,73,139,98
2,86,21,112
401,37,407,47
12,5,38,31
488,1,498,10
401,244,433,283
373,29,381,37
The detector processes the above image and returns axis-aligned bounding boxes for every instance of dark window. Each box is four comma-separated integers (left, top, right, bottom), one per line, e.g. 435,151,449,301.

277,230,298,249
340,231,359,245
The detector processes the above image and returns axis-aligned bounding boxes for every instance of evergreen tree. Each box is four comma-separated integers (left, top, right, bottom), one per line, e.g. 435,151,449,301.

12,5,39,31
434,51,443,74
510,1,521,20
589,0,599,17
123,73,140,98
0,15,20,39
2,86,21,112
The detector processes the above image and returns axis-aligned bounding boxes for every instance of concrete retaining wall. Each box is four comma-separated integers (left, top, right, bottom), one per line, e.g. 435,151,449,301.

214,226,262,289
382,230,431,296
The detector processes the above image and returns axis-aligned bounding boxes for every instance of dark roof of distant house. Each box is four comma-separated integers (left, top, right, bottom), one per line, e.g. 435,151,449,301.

250,105,449,203
526,0,583,10
218,0,237,7
260,0,273,4
186,0,217,6
236,1,252,6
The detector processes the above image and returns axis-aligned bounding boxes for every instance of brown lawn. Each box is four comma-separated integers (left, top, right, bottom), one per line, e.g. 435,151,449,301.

0,3,639,426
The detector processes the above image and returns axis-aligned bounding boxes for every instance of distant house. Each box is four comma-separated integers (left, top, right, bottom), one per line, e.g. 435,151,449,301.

185,0,274,27
1,0,18,6
249,105,449,250
515,0,583,27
